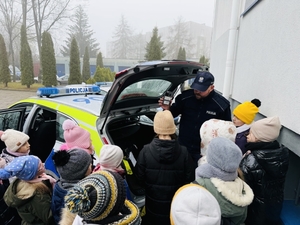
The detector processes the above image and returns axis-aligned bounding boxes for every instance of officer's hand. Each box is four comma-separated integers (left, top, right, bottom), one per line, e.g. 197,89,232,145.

158,97,171,110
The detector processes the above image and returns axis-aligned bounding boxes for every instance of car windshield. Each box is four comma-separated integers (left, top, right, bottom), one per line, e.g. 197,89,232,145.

117,79,171,101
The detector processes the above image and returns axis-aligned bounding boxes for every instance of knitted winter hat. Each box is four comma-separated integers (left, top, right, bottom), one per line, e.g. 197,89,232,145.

170,184,221,225
153,110,176,135
200,119,237,156
250,116,281,142
196,137,242,181
0,129,29,152
65,171,141,224
99,145,124,172
0,155,39,181
63,119,91,152
233,99,261,125
52,148,92,182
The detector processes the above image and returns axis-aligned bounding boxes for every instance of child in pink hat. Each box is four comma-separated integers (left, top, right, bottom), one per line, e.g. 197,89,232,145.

60,119,94,155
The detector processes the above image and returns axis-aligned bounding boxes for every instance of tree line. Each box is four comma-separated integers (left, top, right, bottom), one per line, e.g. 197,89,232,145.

0,1,209,88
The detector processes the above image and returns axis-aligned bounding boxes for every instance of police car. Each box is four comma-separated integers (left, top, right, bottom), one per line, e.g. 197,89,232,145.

0,60,205,168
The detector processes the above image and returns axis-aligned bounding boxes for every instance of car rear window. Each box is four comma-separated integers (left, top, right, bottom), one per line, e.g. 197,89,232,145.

117,79,171,101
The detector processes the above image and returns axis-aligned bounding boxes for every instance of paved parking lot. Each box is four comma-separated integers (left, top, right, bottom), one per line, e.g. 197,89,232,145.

0,90,36,108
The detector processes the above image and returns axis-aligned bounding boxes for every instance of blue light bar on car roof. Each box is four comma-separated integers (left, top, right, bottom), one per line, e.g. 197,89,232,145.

37,85,100,97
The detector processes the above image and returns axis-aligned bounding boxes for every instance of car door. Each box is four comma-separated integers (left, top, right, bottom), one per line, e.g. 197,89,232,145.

0,107,26,150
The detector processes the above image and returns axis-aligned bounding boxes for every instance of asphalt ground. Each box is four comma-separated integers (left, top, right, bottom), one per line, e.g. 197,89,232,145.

0,90,36,108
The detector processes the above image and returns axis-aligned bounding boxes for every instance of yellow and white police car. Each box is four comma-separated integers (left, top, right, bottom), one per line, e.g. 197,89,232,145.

0,60,205,165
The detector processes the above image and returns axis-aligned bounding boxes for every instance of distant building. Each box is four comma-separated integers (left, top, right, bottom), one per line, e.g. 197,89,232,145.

54,57,139,77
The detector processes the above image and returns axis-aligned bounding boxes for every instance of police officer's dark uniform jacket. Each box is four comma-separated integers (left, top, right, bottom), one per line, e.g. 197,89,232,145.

170,89,231,155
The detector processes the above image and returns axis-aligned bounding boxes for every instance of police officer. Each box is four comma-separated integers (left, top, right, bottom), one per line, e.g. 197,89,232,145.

159,71,231,167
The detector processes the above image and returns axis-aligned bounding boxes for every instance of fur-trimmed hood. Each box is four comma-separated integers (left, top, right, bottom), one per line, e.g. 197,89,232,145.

211,177,254,207
195,177,254,224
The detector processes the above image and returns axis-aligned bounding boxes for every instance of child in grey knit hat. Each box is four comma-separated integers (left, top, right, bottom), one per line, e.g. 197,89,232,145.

51,148,93,224
195,137,254,225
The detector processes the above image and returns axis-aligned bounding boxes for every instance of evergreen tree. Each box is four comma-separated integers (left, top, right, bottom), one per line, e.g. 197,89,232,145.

96,52,104,68
0,34,11,87
177,47,183,60
112,15,133,59
20,25,34,88
199,55,210,66
93,66,101,82
103,68,111,81
41,31,57,87
177,47,186,60
61,5,100,57
145,27,166,61
82,46,90,82
69,38,81,84
110,71,116,81
182,48,186,60
86,77,96,84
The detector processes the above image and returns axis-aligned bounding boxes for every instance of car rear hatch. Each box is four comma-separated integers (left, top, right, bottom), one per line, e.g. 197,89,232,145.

99,60,205,129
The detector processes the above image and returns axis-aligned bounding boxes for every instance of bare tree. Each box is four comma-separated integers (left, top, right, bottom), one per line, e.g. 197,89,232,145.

0,0,22,82
165,17,193,60
31,0,72,77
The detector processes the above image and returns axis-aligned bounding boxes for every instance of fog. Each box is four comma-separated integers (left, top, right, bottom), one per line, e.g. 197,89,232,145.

86,0,215,56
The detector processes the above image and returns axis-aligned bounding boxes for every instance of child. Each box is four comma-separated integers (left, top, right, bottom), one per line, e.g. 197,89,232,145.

199,119,237,156
93,144,124,174
0,155,55,225
0,129,30,168
136,110,194,225
239,116,289,225
45,119,95,178
195,137,254,225
63,171,141,225
93,144,132,200
0,129,31,224
60,119,94,155
232,99,261,154
170,183,221,225
197,119,236,167
51,148,93,224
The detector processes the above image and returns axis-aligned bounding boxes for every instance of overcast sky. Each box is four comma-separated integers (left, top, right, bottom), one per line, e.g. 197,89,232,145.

86,0,215,56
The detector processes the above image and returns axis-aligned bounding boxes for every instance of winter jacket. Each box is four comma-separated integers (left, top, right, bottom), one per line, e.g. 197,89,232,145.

4,178,54,225
170,89,231,154
239,141,289,225
51,180,73,224
235,124,251,154
195,177,254,225
0,148,17,167
0,179,22,225
0,148,24,224
135,137,194,225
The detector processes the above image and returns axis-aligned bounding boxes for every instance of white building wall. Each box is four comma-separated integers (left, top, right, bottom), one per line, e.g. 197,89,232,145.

210,0,233,93
210,0,300,158
211,0,300,134
232,0,300,134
